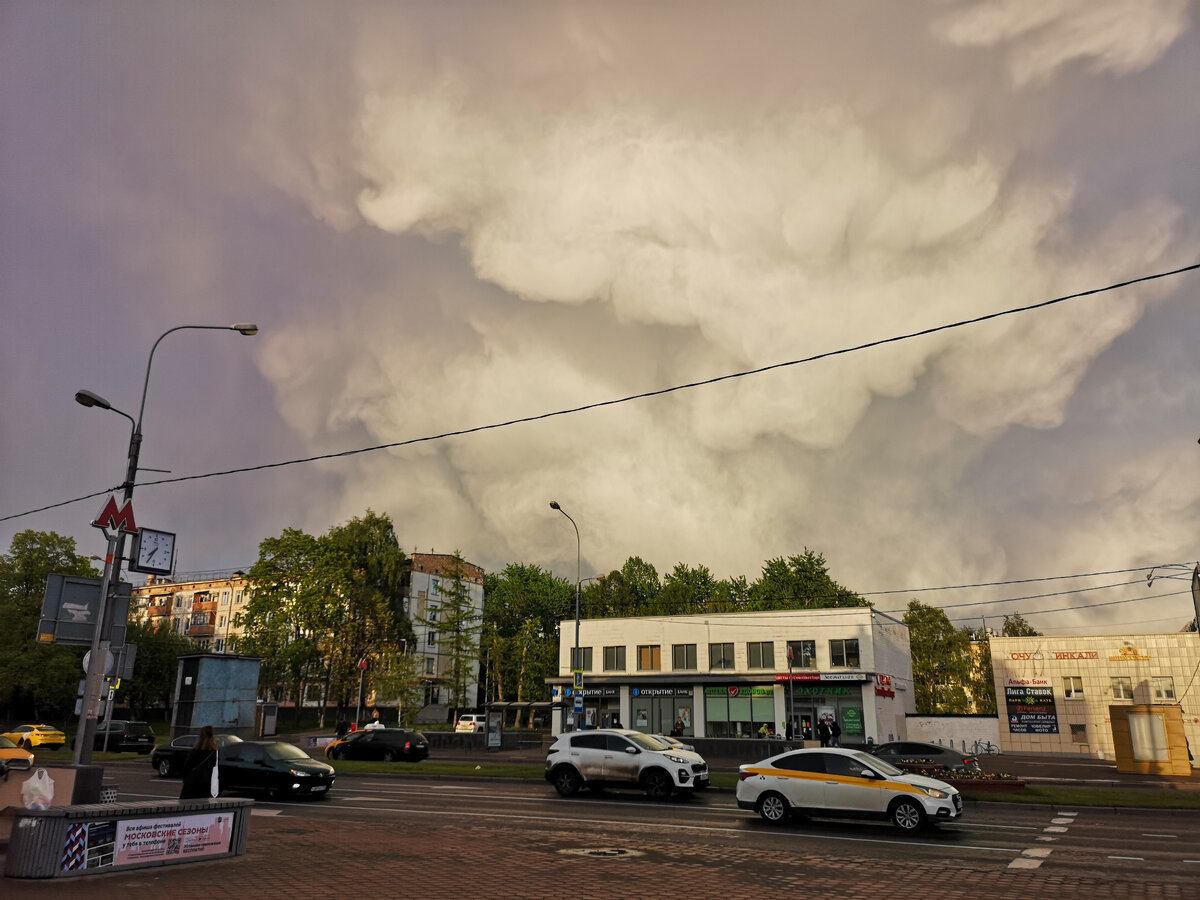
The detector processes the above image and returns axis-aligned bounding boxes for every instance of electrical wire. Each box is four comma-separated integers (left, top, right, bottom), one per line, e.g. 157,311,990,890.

3,261,1196,525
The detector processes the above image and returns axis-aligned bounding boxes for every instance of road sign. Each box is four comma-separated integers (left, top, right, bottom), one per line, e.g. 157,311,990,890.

573,694,584,713
573,670,584,689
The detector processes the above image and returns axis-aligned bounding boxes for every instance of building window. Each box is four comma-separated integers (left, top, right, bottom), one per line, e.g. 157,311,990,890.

1063,676,1084,699
672,643,697,670
787,640,816,668
214,639,225,653
709,642,735,670
571,647,593,671
424,657,435,675
1152,677,1176,702
829,639,859,668
638,645,662,671
1069,723,1087,743
747,641,774,669
427,631,437,646
1111,676,1133,700
431,577,441,596
604,646,626,672
236,591,243,604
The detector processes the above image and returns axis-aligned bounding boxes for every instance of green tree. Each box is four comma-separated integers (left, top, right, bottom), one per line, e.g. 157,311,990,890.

369,649,424,727
748,550,866,611
481,564,570,725
1001,613,1041,636
903,600,975,714
584,557,661,618
0,530,98,720
121,617,195,720
416,551,481,719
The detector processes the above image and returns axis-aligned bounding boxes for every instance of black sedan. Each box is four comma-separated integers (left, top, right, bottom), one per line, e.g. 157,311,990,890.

217,740,335,799
151,733,243,777
324,727,430,762
869,741,981,772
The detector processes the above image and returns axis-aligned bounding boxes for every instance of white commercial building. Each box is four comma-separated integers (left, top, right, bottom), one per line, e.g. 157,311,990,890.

550,607,914,743
990,632,1200,759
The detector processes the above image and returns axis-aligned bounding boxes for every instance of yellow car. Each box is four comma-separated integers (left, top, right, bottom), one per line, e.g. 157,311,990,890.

0,735,35,765
2,724,66,751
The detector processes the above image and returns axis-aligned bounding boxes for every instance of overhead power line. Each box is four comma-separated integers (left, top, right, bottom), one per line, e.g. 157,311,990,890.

3,261,1197,527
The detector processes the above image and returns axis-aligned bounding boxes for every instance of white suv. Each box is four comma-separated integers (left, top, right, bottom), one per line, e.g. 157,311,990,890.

544,729,709,799
455,714,486,733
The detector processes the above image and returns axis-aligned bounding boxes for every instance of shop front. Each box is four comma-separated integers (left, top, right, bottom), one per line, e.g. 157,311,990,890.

629,686,695,736
561,685,620,729
776,673,868,742
703,686,777,738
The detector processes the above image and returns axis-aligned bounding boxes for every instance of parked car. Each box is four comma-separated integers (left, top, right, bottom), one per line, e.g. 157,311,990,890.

455,714,486,733
151,733,244,777
652,734,696,753
544,728,709,799
869,741,981,773
0,735,35,765
736,747,962,832
91,720,156,754
2,724,65,751
217,740,335,799
324,727,429,762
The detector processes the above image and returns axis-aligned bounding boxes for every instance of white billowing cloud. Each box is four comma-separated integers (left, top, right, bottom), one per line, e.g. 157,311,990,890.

934,0,1192,87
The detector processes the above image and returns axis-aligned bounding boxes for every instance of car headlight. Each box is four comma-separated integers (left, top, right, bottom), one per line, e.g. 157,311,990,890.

664,754,688,765
289,768,312,777
917,786,949,799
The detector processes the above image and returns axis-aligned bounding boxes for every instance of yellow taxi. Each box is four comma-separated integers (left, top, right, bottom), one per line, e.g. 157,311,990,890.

2,724,66,750
0,735,35,764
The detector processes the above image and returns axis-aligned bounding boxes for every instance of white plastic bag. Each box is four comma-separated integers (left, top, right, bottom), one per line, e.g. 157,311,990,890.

21,768,55,810
210,750,220,798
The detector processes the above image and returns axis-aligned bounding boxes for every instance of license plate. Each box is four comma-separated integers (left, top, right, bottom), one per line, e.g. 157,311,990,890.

311,784,328,792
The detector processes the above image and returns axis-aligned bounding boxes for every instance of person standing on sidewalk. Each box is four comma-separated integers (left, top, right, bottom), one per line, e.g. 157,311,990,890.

828,716,841,747
180,726,218,799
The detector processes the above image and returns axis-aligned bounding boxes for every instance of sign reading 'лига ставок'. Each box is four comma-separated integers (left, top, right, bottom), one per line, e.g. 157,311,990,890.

1005,684,1059,734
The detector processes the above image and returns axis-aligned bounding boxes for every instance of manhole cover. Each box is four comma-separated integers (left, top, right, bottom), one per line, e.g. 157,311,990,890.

559,847,643,859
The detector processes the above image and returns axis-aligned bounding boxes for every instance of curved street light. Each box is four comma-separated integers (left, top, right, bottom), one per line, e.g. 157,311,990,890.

550,500,582,730
72,323,258,765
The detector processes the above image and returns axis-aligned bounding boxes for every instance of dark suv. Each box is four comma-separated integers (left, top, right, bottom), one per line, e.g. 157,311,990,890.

93,720,156,754
324,727,430,762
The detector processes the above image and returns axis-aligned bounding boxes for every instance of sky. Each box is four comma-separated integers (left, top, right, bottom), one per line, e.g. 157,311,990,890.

3,1,1199,637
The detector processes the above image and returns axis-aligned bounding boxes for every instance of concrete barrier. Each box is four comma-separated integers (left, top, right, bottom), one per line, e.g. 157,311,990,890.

4,797,253,880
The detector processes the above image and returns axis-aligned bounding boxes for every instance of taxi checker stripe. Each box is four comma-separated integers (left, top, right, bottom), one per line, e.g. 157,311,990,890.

743,767,930,796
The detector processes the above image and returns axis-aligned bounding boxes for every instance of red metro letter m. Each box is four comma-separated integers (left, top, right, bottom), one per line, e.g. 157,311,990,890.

92,496,138,534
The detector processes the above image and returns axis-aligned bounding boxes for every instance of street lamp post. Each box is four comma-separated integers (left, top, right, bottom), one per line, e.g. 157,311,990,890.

549,500,581,730
73,323,258,766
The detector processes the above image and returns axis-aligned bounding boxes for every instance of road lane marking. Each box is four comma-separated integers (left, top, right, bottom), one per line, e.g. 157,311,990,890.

1108,856,1144,861
1142,833,1176,838
298,803,1023,854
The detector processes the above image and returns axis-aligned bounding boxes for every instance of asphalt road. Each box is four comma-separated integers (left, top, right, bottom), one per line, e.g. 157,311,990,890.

5,760,1197,898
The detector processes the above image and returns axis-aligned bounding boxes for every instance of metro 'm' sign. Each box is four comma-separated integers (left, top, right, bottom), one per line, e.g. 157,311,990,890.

92,496,137,533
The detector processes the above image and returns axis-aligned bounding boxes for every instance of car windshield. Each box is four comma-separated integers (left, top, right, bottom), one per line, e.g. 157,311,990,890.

641,735,673,749
216,735,243,747
0,737,16,749
265,742,311,761
854,751,902,776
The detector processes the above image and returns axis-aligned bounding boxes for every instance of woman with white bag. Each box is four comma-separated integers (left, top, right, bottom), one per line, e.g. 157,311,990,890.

179,725,219,799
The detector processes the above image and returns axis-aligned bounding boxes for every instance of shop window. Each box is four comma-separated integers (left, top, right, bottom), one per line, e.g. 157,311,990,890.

787,640,816,668
1111,676,1133,700
1069,723,1087,743
571,646,593,671
1152,676,1176,702
709,642,735,670
747,641,774,669
672,643,697,669
638,645,662,671
829,639,859,668
1063,676,1084,699
604,645,626,671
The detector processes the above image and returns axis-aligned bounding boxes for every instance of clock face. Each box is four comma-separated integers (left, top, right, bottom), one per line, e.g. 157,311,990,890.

133,528,176,575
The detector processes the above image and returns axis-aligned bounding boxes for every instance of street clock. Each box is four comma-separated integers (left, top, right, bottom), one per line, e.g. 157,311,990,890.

131,527,176,575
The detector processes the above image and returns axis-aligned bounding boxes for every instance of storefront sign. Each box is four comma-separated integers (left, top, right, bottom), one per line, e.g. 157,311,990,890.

791,685,854,696
1005,685,1059,734
631,687,692,697
704,686,774,697
1109,645,1151,661
774,672,868,683
563,686,619,698
840,706,864,735
1006,677,1049,686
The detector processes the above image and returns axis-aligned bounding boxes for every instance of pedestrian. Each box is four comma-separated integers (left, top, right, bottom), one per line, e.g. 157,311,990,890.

816,716,832,748
672,717,684,737
758,722,769,739
335,718,349,738
180,725,219,800
829,716,841,747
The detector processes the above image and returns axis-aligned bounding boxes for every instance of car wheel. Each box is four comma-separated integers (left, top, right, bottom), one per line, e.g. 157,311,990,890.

49,744,63,751
889,798,926,833
642,769,672,800
157,758,173,777
757,791,790,825
382,749,397,762
552,766,581,797
330,748,344,760
20,740,31,750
